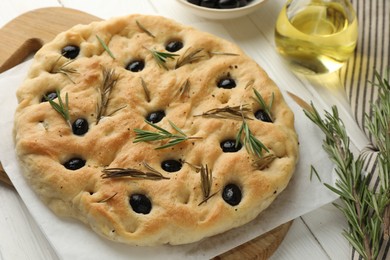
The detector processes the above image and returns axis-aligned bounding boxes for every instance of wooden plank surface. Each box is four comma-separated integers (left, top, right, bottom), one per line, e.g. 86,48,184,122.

0,6,292,259
0,1,352,259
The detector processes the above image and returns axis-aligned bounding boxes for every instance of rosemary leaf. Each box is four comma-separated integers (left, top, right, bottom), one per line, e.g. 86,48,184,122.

96,35,115,59
133,120,202,149
140,77,151,102
98,193,118,203
309,165,322,182
106,105,127,118
45,89,71,128
175,48,205,69
198,190,219,206
136,20,155,38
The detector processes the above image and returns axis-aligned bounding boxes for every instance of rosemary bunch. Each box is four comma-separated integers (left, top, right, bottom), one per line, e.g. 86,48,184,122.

304,71,390,260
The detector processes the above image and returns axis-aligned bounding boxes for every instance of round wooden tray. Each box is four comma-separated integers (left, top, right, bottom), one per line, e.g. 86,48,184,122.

0,8,292,259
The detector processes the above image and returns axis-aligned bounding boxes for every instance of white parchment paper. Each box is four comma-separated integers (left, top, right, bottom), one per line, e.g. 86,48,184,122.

0,22,339,259
0,58,338,259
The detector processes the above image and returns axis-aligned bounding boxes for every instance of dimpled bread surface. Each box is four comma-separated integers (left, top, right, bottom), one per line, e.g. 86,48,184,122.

13,14,299,246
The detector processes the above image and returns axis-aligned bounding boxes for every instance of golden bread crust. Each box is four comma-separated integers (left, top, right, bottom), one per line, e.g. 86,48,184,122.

13,14,298,246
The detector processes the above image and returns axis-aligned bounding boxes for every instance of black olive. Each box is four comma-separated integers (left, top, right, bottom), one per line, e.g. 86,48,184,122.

217,77,236,89
126,60,145,72
165,41,184,52
146,110,165,123
61,45,80,59
218,0,239,9
63,158,86,170
72,118,89,136
222,183,242,206
220,139,242,152
130,194,152,214
200,0,217,8
238,0,248,7
254,110,272,123
187,0,252,8
187,0,201,4
41,91,58,102
161,160,182,172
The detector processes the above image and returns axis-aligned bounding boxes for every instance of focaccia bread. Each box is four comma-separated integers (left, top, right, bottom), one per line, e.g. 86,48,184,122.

13,14,299,246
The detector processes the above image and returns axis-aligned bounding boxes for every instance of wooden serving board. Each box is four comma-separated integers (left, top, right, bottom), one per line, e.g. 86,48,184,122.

0,7,292,259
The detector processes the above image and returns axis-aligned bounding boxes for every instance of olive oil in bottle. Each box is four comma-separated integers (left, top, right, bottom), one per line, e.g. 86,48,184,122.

275,0,358,75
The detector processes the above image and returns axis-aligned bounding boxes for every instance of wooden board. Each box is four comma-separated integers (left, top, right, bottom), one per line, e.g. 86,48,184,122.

0,7,292,259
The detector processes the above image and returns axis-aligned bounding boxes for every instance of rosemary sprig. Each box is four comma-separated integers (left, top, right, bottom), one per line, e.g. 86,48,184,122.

96,67,118,124
51,56,78,83
96,35,115,59
198,164,219,206
175,48,205,69
177,78,190,99
195,104,252,120
146,48,179,70
133,120,202,149
136,20,155,38
200,164,212,199
236,110,269,158
253,88,274,122
140,77,151,102
101,162,169,180
45,89,71,128
304,70,390,260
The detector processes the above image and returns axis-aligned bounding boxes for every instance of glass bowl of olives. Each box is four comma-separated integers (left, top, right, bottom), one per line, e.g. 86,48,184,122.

176,0,267,19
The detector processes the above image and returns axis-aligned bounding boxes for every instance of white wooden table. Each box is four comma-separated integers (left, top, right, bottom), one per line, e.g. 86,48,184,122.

0,0,355,259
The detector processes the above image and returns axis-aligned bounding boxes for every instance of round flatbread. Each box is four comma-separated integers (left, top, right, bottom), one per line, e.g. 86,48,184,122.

13,14,299,246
